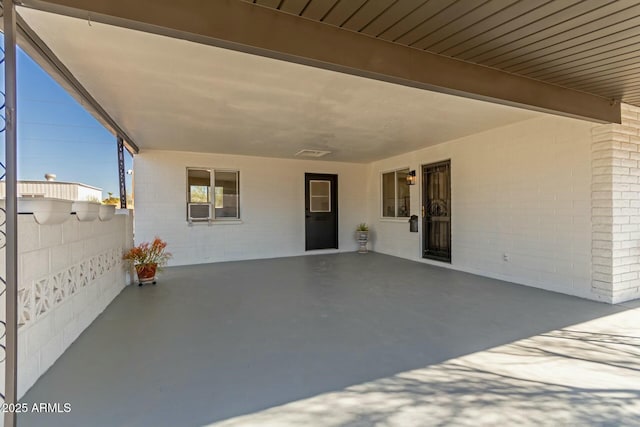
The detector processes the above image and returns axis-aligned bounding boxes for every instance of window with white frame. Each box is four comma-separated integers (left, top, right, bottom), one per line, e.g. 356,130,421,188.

382,168,410,218
187,168,240,221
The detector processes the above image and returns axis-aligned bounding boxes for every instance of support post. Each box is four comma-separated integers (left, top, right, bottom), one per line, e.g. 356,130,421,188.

3,0,19,426
117,136,127,209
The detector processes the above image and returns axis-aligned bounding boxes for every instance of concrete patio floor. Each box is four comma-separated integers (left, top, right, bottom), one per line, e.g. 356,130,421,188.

18,252,640,426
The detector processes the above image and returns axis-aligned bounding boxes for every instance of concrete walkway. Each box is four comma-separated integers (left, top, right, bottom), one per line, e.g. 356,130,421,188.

19,253,640,426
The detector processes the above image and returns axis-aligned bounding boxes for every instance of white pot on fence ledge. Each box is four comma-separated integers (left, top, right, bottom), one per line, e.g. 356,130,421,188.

72,201,100,222
98,204,116,221
18,197,72,225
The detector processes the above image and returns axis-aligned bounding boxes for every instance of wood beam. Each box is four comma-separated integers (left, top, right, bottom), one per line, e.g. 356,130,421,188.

19,0,621,123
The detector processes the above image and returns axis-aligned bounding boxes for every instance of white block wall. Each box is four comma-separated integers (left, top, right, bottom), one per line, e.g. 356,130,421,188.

366,115,597,300
134,151,368,266
134,112,640,304
1,209,134,397
591,103,640,303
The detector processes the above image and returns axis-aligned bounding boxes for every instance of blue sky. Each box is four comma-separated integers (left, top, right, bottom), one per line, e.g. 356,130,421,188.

1,37,133,199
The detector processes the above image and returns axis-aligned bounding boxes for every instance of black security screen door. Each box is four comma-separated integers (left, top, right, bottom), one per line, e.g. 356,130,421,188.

422,160,451,262
305,173,338,250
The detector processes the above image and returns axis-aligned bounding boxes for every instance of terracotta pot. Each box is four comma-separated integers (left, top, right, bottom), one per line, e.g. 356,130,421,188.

136,263,157,285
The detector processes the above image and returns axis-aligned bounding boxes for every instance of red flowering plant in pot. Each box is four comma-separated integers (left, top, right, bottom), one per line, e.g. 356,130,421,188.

123,237,172,286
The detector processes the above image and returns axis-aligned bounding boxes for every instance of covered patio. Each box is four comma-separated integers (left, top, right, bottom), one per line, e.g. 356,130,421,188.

18,253,640,426
1,1,640,425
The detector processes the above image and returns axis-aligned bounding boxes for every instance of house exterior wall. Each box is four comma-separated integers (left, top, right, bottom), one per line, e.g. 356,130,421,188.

134,112,640,304
134,150,368,266
1,208,134,397
365,115,596,300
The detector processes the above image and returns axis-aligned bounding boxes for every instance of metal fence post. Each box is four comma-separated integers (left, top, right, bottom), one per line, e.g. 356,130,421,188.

4,0,19,425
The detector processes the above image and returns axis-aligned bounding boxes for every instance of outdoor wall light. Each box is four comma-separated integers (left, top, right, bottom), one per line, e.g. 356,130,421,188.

406,170,417,185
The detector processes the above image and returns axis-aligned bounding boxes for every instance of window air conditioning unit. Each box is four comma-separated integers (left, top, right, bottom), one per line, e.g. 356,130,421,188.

188,203,211,222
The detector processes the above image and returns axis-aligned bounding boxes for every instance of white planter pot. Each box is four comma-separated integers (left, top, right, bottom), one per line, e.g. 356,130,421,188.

356,230,369,253
18,198,72,225
72,201,100,222
98,204,116,221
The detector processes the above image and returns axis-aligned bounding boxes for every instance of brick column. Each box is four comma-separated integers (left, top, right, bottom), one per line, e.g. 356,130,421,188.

592,103,640,303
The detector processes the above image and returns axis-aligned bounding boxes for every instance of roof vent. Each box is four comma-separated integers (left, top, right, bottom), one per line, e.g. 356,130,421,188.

295,149,331,158
44,173,56,181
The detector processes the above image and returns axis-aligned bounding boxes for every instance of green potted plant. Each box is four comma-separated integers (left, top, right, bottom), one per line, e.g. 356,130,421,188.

123,237,172,286
356,223,369,253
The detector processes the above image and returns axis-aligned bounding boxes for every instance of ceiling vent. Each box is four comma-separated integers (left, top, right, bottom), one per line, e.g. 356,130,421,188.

295,149,331,158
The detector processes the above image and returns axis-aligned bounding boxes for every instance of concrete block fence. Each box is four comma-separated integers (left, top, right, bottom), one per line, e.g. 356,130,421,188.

0,205,134,397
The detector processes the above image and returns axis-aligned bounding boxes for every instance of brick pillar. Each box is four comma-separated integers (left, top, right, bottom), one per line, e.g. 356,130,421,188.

592,103,640,303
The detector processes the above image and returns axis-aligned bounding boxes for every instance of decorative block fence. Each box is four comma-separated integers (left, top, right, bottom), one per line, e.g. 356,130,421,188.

0,203,133,397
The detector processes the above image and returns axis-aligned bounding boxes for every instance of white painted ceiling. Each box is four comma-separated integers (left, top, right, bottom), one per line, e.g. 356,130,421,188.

19,7,541,163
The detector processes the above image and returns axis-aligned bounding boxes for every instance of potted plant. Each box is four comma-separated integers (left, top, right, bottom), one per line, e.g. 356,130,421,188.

123,237,172,286
356,223,369,253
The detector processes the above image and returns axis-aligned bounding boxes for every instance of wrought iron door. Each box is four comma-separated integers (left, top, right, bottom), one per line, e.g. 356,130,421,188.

422,160,451,262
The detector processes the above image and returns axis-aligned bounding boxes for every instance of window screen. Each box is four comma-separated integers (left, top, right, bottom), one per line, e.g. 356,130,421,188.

214,171,239,218
382,168,410,218
188,169,211,203
187,168,239,220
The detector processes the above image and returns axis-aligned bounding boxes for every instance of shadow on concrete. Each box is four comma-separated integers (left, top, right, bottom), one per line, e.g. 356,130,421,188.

210,316,640,426
18,252,638,426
